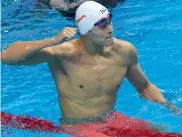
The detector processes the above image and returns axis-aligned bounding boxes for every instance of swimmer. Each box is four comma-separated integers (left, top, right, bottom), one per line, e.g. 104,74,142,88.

1,0,182,125
46,0,125,16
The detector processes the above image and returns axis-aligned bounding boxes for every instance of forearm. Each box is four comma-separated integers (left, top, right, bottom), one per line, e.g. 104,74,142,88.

1,38,59,64
139,82,167,104
139,83,182,115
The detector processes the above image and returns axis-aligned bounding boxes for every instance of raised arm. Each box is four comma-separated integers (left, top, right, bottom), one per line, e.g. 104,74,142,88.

125,42,182,115
1,27,76,65
51,0,91,14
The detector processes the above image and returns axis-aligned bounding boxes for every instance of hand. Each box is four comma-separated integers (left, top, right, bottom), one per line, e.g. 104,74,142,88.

171,106,182,115
59,3,70,11
54,27,77,44
165,102,182,116
59,1,85,11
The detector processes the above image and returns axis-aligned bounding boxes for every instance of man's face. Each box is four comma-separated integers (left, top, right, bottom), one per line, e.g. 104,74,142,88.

86,14,114,46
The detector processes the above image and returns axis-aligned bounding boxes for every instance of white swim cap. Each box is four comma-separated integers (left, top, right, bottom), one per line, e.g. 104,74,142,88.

75,1,109,35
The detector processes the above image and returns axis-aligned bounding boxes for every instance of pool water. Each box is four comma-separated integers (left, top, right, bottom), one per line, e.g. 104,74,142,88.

1,0,182,136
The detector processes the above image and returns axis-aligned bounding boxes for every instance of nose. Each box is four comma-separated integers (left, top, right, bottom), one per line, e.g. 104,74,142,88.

106,25,113,35
105,23,112,33
108,31,112,35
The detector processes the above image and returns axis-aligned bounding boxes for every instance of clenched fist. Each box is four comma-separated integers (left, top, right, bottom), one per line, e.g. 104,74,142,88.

55,27,77,43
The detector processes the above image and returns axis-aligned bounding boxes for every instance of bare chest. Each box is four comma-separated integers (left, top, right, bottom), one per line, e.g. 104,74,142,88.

62,53,127,96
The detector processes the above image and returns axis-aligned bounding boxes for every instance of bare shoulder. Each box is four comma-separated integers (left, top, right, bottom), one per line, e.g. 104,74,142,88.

113,38,138,65
113,38,136,53
50,39,79,57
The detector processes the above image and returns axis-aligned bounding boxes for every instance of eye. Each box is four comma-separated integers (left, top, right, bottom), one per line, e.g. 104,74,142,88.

98,19,107,25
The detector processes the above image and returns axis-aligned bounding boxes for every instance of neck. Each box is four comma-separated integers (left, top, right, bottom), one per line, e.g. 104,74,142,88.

78,36,106,55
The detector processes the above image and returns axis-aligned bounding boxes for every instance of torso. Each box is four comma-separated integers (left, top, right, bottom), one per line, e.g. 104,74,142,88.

48,38,131,118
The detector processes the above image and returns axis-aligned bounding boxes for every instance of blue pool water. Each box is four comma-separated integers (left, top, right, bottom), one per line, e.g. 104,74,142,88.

1,0,182,136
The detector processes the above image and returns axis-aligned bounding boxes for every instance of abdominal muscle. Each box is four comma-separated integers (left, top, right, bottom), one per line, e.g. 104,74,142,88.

59,90,117,119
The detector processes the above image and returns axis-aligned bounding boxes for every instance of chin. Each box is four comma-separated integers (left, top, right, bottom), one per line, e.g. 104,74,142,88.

104,38,113,46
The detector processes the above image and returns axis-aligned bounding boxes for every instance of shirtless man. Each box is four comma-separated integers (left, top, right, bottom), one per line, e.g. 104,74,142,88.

1,1,181,135
49,0,124,16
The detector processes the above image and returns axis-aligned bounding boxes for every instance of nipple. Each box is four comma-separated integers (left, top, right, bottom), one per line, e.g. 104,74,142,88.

79,85,84,89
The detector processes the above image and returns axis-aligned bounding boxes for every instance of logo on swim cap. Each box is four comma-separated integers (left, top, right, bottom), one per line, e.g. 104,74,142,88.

75,1,109,35
100,8,106,14
76,15,86,23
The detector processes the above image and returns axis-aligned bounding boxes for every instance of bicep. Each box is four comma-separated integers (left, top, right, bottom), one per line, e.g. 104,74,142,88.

122,41,149,90
16,47,55,66
126,64,149,91
17,42,76,65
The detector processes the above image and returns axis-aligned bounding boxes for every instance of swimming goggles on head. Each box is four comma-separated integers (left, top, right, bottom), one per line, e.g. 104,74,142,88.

94,13,112,28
